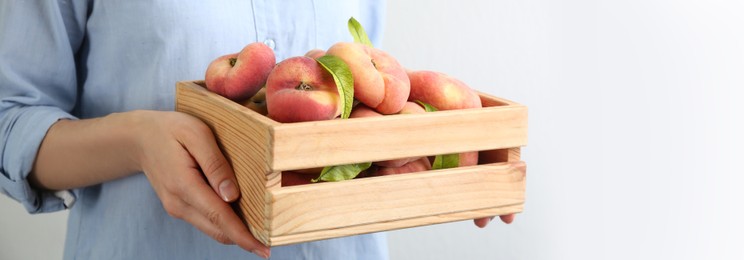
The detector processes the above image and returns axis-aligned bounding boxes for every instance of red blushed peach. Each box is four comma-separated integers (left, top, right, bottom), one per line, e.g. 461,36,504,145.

459,152,479,167
407,70,482,110
205,42,275,101
266,56,342,123
375,157,432,176
326,42,410,115
304,49,326,59
408,71,482,167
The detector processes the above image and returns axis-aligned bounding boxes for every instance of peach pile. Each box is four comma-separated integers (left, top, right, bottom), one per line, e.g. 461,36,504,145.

203,19,484,186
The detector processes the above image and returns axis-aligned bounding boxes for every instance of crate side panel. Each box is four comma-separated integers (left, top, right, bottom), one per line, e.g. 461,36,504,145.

269,203,523,246
267,161,525,237
271,105,527,171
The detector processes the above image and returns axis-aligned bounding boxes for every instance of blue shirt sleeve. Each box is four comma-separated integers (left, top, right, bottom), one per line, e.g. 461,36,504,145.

0,1,87,213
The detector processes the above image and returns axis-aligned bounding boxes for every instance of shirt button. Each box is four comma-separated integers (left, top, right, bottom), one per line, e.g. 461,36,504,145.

263,39,276,50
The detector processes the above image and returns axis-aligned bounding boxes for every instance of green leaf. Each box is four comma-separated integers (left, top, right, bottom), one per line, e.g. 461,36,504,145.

316,55,354,119
312,162,373,182
415,100,439,112
432,154,460,170
348,17,374,47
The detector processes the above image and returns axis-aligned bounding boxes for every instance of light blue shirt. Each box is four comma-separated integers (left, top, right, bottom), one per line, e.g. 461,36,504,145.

0,1,388,259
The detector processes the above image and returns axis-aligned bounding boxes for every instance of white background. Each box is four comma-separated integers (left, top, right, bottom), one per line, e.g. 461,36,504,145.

2,0,744,259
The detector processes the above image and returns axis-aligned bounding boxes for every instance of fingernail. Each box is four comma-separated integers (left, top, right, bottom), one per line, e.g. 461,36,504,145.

219,179,238,202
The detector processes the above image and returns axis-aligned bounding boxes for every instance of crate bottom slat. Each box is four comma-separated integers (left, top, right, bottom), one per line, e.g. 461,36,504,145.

268,203,523,246
260,161,526,245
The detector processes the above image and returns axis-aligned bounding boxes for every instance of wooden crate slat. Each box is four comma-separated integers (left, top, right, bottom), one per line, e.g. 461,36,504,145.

269,203,524,246
267,161,526,237
271,105,527,171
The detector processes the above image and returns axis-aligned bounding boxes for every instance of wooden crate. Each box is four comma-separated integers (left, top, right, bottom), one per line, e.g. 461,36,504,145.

175,80,528,246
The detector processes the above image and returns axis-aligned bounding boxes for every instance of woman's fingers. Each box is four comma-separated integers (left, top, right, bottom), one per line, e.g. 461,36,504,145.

179,171,270,258
473,214,516,228
499,214,515,224
137,112,268,258
176,122,240,203
176,202,234,245
473,217,491,228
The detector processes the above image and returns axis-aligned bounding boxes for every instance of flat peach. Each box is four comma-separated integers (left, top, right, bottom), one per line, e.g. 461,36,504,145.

266,56,342,123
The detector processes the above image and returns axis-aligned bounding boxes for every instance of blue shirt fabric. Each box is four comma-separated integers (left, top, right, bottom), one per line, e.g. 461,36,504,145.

0,1,388,259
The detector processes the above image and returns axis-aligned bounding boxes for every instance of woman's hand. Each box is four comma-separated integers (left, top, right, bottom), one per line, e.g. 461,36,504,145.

31,110,270,258
133,111,270,258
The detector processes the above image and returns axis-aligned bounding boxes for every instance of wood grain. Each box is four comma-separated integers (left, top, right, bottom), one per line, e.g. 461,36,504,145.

267,161,526,242
175,81,529,246
176,81,278,243
270,203,524,246
271,103,527,171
